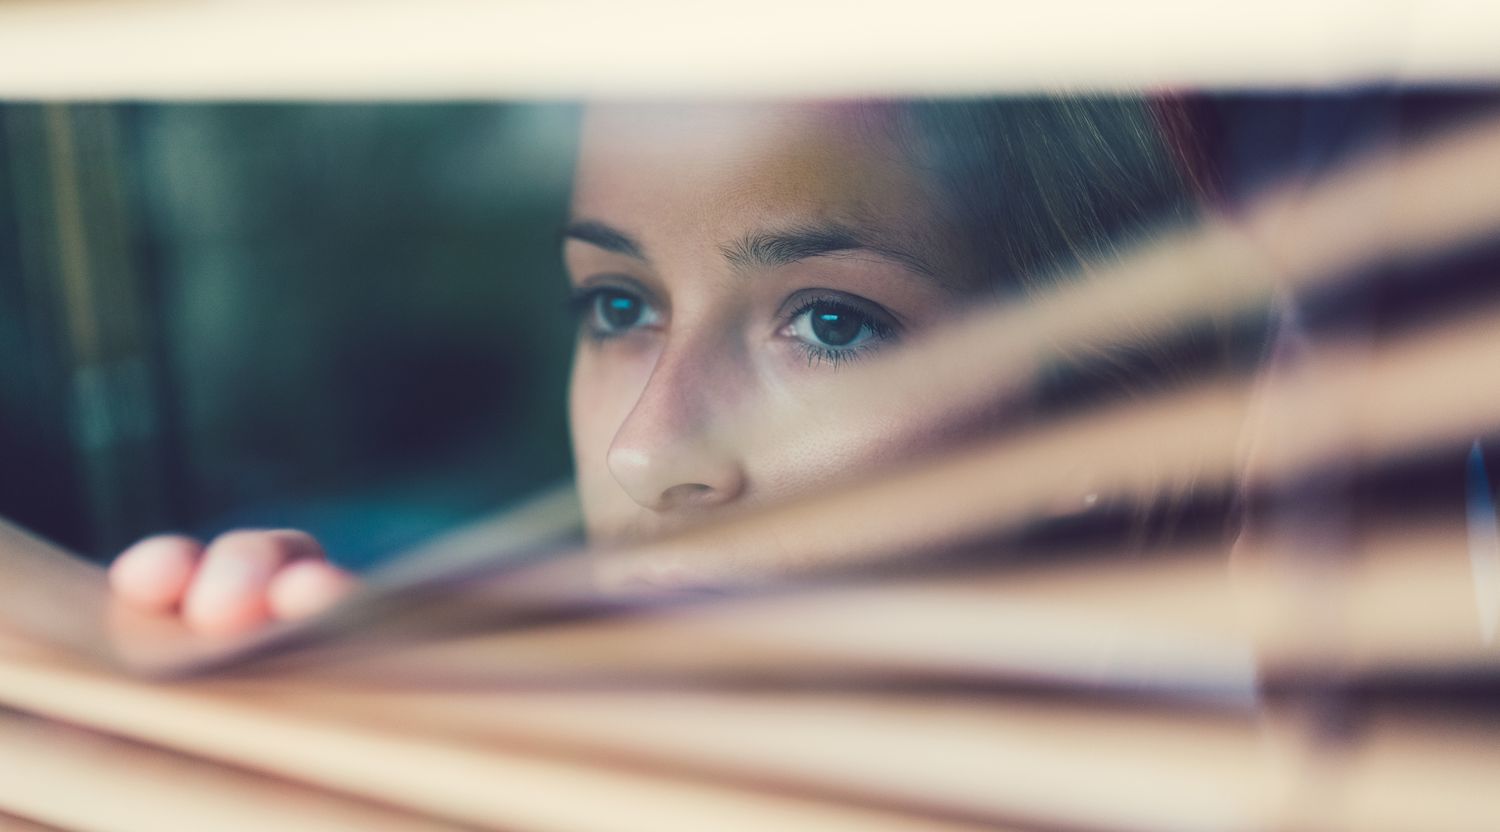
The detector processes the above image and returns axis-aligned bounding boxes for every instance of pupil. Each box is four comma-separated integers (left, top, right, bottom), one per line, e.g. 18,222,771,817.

810,304,862,347
602,293,641,329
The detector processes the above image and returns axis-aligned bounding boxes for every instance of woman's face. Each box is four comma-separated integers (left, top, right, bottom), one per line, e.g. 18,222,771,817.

566,103,977,546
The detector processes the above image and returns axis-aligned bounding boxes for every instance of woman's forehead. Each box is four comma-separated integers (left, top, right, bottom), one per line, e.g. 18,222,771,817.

571,102,941,252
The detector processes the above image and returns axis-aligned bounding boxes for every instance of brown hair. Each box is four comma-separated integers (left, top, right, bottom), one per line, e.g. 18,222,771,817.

883,96,1203,297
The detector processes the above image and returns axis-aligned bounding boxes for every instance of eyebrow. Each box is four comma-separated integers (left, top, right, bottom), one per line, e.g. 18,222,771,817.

562,219,647,260
563,218,947,287
721,223,943,284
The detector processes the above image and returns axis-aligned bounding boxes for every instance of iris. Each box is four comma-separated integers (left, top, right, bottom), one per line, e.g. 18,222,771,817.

809,304,862,347
599,291,642,330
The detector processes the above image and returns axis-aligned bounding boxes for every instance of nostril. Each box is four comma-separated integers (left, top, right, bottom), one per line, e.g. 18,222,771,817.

658,482,718,509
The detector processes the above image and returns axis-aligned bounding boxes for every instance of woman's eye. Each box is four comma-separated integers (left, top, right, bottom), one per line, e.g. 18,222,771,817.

573,287,661,338
783,297,897,365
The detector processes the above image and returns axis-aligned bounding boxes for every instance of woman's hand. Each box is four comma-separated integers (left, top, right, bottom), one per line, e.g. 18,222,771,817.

108,529,357,636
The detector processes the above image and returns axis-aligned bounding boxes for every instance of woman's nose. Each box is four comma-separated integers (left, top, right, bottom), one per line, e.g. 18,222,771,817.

606,344,747,513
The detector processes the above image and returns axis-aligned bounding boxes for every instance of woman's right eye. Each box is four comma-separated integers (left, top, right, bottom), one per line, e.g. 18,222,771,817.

571,287,662,339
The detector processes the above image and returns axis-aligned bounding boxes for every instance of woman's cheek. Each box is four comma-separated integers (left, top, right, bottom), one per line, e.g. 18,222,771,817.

746,415,937,505
748,356,1005,504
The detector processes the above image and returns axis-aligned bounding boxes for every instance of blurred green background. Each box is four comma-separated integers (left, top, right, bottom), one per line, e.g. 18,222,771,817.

0,103,581,567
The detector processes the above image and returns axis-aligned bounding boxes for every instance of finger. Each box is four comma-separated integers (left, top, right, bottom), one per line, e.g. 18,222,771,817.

268,560,357,622
108,535,205,612
181,529,325,636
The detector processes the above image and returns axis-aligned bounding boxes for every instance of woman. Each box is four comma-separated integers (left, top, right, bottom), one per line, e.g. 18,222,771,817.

109,98,1202,635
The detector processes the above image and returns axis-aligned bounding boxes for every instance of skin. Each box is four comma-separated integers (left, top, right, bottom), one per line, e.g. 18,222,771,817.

110,102,982,634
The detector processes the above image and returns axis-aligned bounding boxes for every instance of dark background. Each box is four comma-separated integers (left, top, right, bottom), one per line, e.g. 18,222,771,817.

0,103,580,567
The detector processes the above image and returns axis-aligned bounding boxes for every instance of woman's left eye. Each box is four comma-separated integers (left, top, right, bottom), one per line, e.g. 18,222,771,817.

571,286,662,339
782,297,898,366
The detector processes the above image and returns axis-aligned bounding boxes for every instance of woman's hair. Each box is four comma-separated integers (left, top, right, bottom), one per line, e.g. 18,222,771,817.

873,97,1237,548
868,97,1228,403
880,96,1205,297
